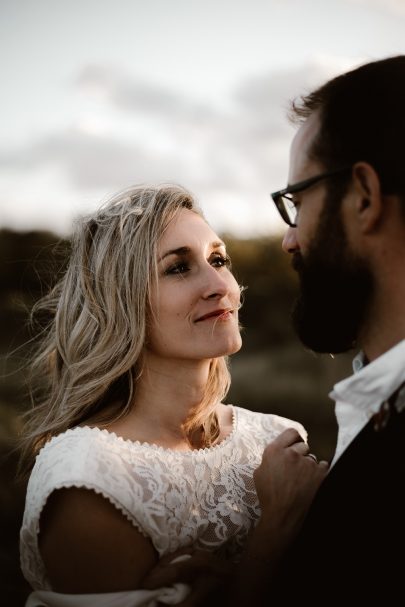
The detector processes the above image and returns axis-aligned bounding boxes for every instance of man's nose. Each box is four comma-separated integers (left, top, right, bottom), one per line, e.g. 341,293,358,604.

282,227,299,254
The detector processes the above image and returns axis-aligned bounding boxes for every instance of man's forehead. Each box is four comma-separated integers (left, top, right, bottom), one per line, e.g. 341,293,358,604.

289,112,321,181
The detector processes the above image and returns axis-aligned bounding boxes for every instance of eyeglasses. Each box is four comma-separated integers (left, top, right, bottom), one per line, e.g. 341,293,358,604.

270,166,353,227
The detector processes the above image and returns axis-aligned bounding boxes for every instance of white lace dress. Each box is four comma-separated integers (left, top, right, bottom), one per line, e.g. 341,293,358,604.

20,405,306,606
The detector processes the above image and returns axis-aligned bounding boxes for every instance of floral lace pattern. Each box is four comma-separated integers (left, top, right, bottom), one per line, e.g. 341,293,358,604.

20,406,306,590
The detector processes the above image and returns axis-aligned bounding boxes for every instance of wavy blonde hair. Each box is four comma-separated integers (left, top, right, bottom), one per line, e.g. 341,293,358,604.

19,184,231,476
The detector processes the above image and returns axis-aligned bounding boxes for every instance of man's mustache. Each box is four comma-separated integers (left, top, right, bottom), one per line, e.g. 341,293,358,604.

291,252,305,273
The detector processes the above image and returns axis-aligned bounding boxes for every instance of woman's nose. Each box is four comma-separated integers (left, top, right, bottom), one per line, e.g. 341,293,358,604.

202,265,230,299
282,226,299,254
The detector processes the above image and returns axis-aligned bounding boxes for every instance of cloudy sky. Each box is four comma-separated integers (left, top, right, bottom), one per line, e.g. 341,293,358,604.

1,0,405,236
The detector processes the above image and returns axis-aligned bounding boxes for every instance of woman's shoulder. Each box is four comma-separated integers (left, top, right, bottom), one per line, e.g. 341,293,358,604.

21,427,159,591
23,426,162,540
26,427,141,508
33,426,119,469
231,405,307,442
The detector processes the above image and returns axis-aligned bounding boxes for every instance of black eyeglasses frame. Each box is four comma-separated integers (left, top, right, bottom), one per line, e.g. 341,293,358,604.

271,166,353,227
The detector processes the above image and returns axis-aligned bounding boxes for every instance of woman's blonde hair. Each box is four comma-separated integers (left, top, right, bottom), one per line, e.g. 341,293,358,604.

19,184,231,475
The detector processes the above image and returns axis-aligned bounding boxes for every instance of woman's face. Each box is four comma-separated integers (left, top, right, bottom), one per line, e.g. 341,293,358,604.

147,209,242,363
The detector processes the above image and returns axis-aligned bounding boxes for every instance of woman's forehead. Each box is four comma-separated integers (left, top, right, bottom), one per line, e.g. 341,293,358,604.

159,209,223,251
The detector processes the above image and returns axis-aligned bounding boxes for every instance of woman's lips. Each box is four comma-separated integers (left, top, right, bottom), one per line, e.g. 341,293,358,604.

195,309,233,322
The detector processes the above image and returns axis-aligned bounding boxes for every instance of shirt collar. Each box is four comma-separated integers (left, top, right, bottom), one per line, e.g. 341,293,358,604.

330,339,405,411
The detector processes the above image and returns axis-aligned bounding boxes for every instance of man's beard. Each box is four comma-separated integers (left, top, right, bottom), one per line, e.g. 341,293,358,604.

291,204,374,354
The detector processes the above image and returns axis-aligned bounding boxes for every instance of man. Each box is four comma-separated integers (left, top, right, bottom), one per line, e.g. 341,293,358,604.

144,56,405,604
259,54,405,603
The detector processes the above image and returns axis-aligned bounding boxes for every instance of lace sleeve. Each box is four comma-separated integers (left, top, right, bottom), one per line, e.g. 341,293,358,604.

265,413,308,443
26,429,150,530
20,429,156,590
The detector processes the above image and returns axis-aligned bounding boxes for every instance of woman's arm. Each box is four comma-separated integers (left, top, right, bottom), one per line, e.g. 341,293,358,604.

39,487,158,593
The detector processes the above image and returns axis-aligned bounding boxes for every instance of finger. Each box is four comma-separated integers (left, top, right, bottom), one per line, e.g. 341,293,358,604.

170,552,231,578
144,548,193,583
175,576,221,607
160,547,194,566
290,441,310,456
143,565,179,589
144,551,222,588
143,559,192,589
304,455,329,470
270,427,305,449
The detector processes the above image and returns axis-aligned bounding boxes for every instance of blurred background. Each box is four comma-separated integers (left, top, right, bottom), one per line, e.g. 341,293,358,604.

2,0,405,604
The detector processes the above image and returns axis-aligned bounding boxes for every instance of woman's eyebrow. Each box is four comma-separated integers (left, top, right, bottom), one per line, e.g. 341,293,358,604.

212,240,226,250
160,246,190,261
160,241,225,261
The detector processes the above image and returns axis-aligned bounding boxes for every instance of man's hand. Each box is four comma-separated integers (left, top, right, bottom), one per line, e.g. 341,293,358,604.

144,429,328,607
254,427,328,537
142,548,233,607
230,428,329,606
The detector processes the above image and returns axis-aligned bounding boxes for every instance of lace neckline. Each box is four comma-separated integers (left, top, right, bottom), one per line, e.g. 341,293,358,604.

57,405,238,456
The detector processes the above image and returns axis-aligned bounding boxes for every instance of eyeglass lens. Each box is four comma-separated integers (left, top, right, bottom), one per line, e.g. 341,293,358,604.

280,196,297,225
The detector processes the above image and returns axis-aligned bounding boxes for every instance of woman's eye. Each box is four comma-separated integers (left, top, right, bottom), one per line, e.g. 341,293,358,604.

164,262,190,275
211,255,231,268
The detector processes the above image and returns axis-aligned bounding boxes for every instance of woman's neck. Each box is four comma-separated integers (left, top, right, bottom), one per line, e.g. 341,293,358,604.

106,356,216,449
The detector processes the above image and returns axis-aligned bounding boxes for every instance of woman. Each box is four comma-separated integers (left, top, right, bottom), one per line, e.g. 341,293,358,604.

19,184,325,606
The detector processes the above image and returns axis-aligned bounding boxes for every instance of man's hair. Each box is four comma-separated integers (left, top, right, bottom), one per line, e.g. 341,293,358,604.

291,55,405,202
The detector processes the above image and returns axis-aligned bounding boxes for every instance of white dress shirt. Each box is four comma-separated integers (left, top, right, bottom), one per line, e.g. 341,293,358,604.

329,339,405,467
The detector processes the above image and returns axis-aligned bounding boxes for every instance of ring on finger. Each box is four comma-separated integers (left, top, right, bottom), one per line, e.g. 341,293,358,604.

307,453,318,463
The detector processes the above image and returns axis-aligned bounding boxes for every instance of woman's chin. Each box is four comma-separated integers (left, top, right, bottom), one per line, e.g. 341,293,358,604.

217,334,243,357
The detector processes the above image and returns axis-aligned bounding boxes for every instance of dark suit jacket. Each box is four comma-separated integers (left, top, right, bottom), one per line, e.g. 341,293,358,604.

270,396,405,604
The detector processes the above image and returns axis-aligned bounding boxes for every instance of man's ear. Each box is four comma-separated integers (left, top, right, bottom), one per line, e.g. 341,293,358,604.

351,162,383,233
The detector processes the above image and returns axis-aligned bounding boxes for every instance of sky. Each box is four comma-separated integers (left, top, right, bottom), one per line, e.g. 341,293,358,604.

1,0,405,237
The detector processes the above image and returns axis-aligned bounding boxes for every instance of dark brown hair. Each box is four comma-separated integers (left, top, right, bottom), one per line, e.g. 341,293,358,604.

290,55,405,205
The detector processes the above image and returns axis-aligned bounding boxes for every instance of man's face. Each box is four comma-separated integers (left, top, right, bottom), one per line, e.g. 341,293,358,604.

283,114,373,354
291,200,373,354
